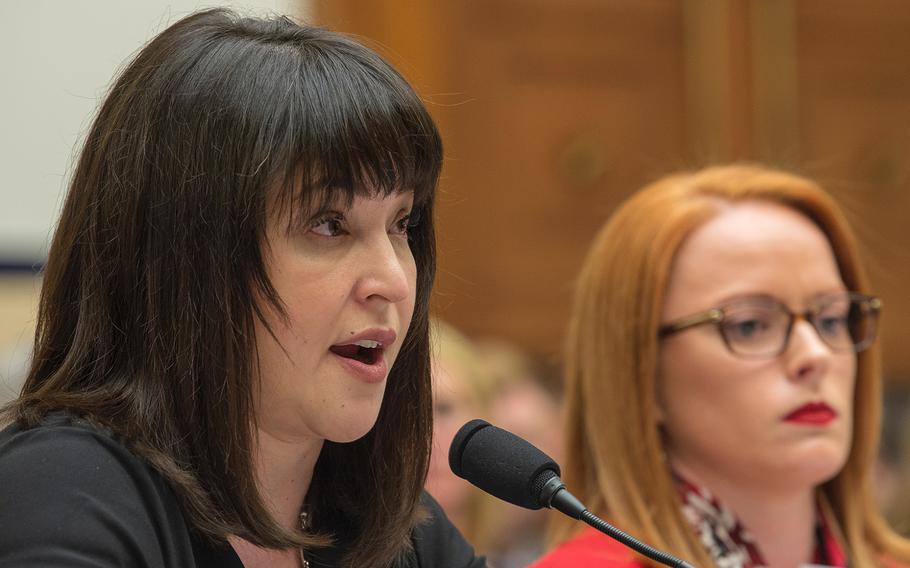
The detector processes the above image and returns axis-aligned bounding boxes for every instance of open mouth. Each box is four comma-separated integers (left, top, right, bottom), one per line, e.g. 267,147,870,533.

329,340,384,365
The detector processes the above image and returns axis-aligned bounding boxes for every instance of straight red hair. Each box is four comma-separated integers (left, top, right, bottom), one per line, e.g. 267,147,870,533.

553,164,910,566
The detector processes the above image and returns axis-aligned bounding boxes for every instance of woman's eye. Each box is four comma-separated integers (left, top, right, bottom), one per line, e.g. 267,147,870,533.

310,214,345,237
734,320,762,337
817,315,848,337
391,213,416,236
726,317,772,341
814,301,850,337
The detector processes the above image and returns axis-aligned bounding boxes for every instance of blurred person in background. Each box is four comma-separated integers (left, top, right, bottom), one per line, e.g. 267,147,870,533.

876,386,910,537
533,164,910,567
427,322,566,567
427,319,493,543
471,339,564,568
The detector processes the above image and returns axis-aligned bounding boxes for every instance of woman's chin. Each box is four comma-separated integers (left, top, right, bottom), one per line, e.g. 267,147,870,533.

323,410,383,443
776,443,850,488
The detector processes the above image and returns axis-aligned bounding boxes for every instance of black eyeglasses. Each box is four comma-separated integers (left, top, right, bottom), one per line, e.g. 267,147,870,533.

659,292,881,359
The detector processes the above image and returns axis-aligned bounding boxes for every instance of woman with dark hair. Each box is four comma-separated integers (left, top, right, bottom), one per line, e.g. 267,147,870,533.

0,9,483,568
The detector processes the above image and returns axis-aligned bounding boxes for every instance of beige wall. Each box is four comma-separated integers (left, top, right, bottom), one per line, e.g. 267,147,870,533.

0,0,311,262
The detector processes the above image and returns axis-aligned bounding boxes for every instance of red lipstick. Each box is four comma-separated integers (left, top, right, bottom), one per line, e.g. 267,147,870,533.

784,402,837,425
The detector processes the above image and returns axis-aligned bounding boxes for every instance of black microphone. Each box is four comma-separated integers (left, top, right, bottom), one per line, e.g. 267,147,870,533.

449,419,695,568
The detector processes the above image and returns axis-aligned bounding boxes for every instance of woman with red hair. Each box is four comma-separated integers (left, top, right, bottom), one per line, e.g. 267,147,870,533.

534,165,910,567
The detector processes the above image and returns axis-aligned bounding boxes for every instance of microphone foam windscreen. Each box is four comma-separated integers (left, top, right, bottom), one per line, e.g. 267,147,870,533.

448,419,560,510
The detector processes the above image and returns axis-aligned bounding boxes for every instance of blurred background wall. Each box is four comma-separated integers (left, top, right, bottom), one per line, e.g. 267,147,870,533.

314,0,910,383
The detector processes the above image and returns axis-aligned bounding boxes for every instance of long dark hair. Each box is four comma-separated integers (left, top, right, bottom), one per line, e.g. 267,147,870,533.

5,9,441,567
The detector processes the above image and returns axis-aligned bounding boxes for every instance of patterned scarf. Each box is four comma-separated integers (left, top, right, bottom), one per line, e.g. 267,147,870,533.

674,475,847,568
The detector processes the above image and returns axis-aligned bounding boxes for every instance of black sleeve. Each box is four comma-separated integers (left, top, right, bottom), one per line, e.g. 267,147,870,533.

0,422,197,567
411,492,486,568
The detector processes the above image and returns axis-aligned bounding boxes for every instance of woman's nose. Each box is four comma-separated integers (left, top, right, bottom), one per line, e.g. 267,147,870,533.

354,236,412,305
784,318,832,383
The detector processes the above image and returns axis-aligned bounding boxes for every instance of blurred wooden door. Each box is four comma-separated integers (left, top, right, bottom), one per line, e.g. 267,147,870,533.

315,0,910,380
794,1,910,381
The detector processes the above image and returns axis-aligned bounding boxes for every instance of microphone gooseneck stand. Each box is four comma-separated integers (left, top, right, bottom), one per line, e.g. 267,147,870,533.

581,510,694,568
451,419,698,568
539,470,695,568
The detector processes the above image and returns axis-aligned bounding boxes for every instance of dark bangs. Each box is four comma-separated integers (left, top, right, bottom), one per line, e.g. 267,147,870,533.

229,18,443,224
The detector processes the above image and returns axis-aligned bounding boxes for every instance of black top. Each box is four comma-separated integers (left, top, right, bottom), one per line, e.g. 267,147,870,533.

0,413,485,568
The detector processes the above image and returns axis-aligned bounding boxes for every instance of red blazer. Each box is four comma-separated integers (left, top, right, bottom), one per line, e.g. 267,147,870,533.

530,528,647,568
531,524,852,568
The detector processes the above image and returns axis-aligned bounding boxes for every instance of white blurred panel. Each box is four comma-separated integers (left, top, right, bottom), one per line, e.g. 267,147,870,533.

0,0,312,263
